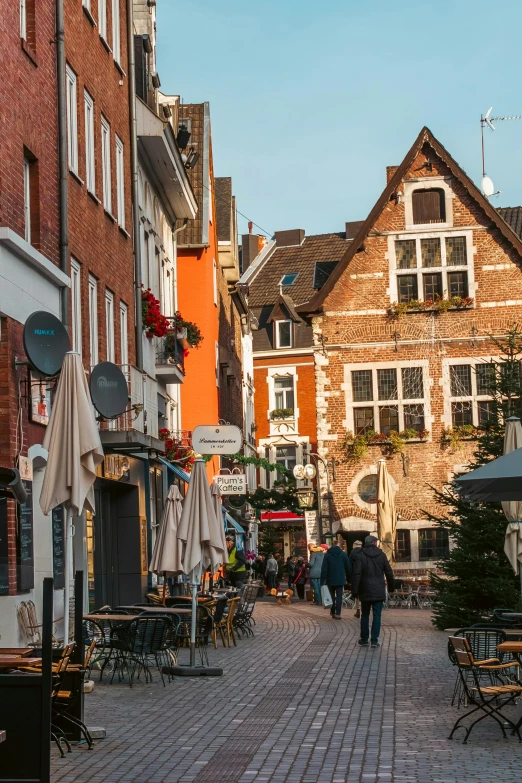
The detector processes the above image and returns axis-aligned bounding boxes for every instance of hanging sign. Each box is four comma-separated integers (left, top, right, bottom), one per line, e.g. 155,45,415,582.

192,424,243,455
304,510,319,546
52,506,65,590
214,474,247,495
17,480,34,592
23,311,70,376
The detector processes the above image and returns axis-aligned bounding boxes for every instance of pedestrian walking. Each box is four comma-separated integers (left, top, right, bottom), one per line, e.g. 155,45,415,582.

308,545,325,605
320,540,351,618
265,553,278,591
292,556,308,599
225,537,247,590
351,535,395,648
284,556,295,590
349,540,363,618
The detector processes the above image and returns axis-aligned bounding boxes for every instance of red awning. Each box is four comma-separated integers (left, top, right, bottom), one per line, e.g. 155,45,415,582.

260,510,305,523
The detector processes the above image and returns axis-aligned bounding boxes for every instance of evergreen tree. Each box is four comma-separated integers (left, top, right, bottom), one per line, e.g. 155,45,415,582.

430,326,522,629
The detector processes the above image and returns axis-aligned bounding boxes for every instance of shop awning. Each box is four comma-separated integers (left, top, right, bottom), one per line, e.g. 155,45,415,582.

158,456,191,483
224,511,245,536
260,511,305,523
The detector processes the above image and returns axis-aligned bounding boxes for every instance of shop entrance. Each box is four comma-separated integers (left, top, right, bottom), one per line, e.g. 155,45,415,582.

339,530,372,551
88,479,146,609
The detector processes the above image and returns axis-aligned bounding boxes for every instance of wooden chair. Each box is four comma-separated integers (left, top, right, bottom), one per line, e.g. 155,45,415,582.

17,600,63,648
448,636,522,743
215,597,240,648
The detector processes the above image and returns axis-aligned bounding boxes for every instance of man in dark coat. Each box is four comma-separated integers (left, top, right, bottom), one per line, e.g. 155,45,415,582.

349,540,363,618
320,541,352,619
351,535,394,648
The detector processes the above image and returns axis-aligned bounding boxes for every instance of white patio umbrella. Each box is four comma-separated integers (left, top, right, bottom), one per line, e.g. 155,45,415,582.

40,352,103,641
176,459,227,668
209,481,229,592
377,460,396,563
502,418,522,590
149,484,184,603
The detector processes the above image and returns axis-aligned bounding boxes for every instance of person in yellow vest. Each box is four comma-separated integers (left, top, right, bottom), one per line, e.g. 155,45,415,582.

225,536,247,589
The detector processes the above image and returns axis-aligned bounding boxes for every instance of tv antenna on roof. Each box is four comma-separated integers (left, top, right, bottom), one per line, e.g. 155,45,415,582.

480,107,521,198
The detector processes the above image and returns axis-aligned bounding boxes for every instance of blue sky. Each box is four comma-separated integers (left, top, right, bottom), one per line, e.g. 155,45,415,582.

156,0,522,237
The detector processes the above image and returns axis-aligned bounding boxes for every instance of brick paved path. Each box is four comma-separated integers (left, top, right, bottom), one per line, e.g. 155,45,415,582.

51,604,522,783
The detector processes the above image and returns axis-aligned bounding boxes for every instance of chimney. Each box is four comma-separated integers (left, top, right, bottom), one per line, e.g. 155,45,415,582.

241,233,260,272
386,166,399,184
345,221,365,240
248,221,253,234
274,229,305,247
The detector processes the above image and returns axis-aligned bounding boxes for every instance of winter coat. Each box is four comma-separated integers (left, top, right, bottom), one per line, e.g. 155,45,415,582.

351,544,395,602
308,551,325,579
284,560,295,578
293,561,308,585
349,546,362,565
265,557,278,574
320,545,351,587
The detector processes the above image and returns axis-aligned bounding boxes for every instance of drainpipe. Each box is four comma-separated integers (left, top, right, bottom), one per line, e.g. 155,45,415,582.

171,219,188,431
56,0,69,327
127,0,143,371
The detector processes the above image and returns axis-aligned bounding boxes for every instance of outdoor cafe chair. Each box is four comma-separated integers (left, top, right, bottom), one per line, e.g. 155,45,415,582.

17,600,63,648
50,638,98,752
208,598,228,648
215,597,240,648
111,616,171,686
233,585,258,638
172,605,213,665
493,608,522,628
448,636,522,743
448,629,520,707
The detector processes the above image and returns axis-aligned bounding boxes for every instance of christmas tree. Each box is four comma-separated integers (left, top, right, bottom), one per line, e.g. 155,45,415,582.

430,326,522,629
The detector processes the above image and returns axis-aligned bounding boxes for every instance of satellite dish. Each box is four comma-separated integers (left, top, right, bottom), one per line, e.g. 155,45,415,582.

293,464,305,480
482,175,495,197
23,311,70,376
89,362,128,419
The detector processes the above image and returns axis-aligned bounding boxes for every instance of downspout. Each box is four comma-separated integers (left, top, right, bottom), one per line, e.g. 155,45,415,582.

171,219,188,431
127,0,143,371
56,0,68,327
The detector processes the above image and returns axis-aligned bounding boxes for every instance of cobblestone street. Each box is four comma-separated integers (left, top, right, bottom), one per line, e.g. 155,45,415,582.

51,604,522,783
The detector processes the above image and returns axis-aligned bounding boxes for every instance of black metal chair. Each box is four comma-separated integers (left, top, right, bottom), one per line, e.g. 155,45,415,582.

112,616,171,686
448,627,519,706
172,605,213,665
493,608,522,628
233,584,258,638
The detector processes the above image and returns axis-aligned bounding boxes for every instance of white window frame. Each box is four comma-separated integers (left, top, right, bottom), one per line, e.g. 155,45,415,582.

388,230,475,305
212,258,217,306
403,178,454,230
273,374,295,412
215,342,220,387
71,259,82,354
20,0,26,39
23,158,31,243
88,274,99,367
115,135,125,227
98,0,107,42
84,90,95,194
83,0,91,10
275,319,293,349
119,301,128,367
267,366,299,423
105,289,115,362
343,360,431,436
101,116,112,213
66,66,79,175
112,0,121,64
442,357,500,428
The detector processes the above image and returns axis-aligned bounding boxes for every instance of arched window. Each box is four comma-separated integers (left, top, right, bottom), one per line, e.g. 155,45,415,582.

412,188,446,224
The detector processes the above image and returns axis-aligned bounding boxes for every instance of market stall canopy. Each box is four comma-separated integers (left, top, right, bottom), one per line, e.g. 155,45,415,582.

455,446,522,502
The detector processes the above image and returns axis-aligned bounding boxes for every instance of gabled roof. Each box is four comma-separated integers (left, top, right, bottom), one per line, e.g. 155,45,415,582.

498,207,522,240
298,127,522,314
267,295,301,323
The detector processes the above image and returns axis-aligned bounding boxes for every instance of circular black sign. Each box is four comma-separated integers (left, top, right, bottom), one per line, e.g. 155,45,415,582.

23,311,71,376
89,362,129,419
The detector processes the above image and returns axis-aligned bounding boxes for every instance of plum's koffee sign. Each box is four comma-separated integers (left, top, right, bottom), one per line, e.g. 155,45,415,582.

214,474,247,495
192,425,243,456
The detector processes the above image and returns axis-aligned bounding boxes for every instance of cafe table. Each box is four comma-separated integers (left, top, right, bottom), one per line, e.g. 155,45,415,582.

0,648,33,657
132,606,192,615
0,656,42,670
84,614,140,622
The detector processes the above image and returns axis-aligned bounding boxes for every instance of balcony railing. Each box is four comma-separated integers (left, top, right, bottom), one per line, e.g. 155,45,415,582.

154,319,186,384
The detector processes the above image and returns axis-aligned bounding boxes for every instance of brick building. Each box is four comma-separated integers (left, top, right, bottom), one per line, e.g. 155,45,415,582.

298,127,522,576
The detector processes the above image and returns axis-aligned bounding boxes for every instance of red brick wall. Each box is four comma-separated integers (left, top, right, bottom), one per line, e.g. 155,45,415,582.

65,0,135,367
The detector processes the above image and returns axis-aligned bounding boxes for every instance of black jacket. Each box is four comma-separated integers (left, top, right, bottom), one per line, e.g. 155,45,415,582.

320,545,351,587
351,544,394,602
293,561,308,585
349,546,362,565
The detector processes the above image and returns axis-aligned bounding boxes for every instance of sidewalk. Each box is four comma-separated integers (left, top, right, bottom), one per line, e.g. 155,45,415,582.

51,604,522,783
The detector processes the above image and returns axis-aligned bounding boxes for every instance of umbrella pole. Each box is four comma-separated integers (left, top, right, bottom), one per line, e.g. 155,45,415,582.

189,565,201,668
162,572,167,605
63,506,73,643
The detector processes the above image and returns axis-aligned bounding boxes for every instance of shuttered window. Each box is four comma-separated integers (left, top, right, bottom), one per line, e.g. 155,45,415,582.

412,189,446,224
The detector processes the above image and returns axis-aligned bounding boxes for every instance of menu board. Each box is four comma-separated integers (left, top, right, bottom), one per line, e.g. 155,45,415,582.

0,497,8,595
52,506,65,590
17,480,34,592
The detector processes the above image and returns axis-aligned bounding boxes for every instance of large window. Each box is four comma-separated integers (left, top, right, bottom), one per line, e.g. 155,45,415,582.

105,289,114,362
349,364,427,436
395,530,411,561
98,0,107,41
274,376,295,412
394,233,470,305
71,259,82,354
88,275,98,367
275,320,292,349
101,116,112,213
66,66,78,174
112,0,121,64
275,446,297,474
412,189,446,224
419,528,449,560
447,360,498,427
84,91,95,194
23,158,31,243
119,302,128,366
115,135,125,227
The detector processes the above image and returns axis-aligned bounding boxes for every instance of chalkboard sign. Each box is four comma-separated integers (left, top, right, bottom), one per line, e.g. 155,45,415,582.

52,506,65,590
0,496,8,595
17,480,34,592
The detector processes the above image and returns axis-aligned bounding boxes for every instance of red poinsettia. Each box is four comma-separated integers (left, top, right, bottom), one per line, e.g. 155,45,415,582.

141,286,170,338
158,428,196,470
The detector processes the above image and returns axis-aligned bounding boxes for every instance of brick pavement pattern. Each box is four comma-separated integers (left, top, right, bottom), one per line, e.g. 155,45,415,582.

51,604,522,783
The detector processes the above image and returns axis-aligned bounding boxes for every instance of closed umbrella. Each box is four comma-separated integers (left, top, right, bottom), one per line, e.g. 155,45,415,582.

176,459,227,671
502,418,522,591
40,352,103,641
209,482,228,592
149,484,184,603
377,460,396,563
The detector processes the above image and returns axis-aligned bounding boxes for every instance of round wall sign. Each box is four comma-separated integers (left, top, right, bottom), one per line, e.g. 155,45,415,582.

23,311,71,376
89,362,129,419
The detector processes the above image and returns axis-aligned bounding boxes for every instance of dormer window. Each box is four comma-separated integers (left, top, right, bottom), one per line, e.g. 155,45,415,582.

412,189,446,224
280,273,298,287
275,319,292,348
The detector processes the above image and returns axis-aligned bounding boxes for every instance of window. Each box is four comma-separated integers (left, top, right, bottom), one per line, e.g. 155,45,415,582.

446,236,467,266
274,376,295,411
476,364,495,396
348,362,428,436
280,273,299,286
213,258,217,306
105,289,114,362
83,0,91,10
275,320,292,349
101,116,112,213
394,233,471,306
450,365,472,397
119,302,128,366
447,360,498,427
419,528,450,560
215,342,219,387
115,135,124,227
421,238,441,268
412,189,446,224
88,275,98,367
451,400,473,426
112,0,120,63
397,275,418,304
423,273,442,300
66,66,78,174
84,91,95,193
357,475,378,504
448,271,468,298
313,261,337,290
71,260,82,354
478,400,495,425
20,0,26,39
23,151,39,248
23,158,31,243
395,530,411,561
275,446,297,474
395,240,416,270
98,0,107,41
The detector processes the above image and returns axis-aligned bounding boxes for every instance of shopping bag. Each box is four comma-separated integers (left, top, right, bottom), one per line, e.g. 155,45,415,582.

321,585,332,608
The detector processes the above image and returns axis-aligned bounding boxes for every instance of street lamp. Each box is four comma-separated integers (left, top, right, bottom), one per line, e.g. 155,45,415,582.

296,487,316,509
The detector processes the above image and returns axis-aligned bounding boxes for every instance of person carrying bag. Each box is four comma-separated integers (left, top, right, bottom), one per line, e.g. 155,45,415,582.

292,557,308,600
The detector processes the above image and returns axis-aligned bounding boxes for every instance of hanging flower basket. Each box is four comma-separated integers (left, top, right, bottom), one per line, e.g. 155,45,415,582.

158,428,197,469
174,311,203,348
141,286,170,338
